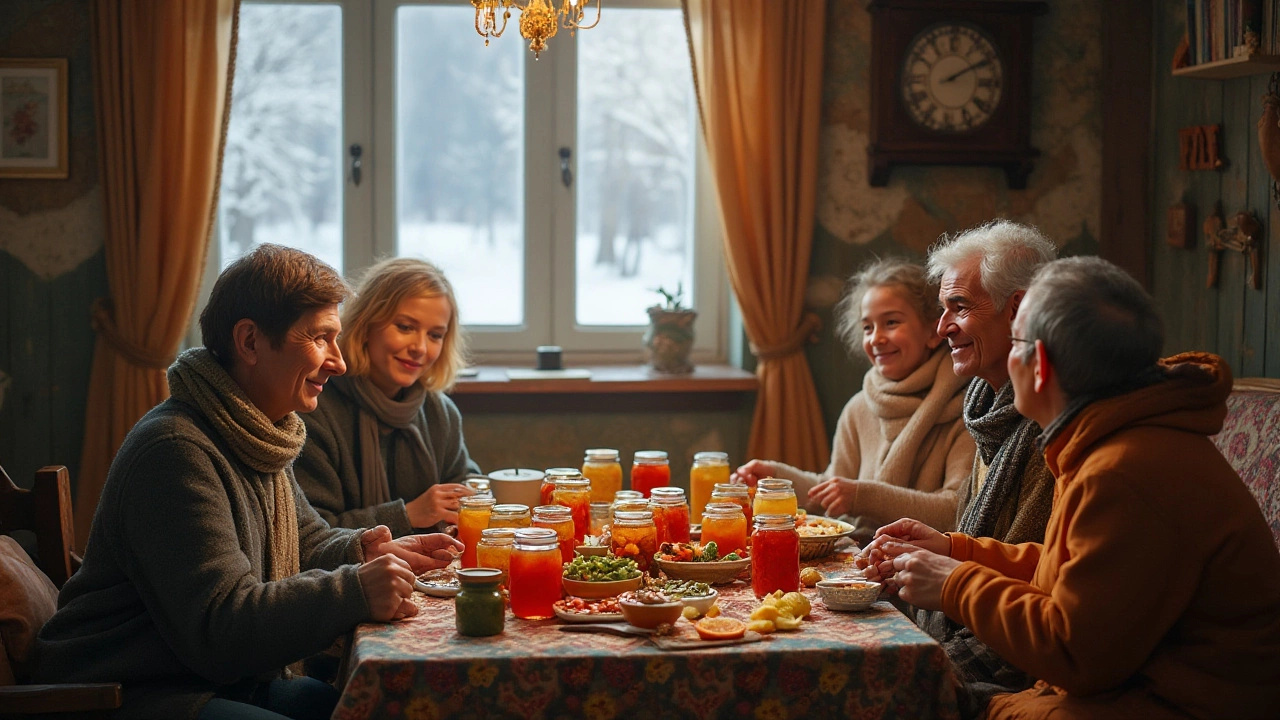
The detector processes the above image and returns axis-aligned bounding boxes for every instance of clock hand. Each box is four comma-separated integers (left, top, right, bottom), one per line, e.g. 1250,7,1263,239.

940,58,992,83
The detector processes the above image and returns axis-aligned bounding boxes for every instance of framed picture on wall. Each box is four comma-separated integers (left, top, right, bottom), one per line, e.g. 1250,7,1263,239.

0,58,69,179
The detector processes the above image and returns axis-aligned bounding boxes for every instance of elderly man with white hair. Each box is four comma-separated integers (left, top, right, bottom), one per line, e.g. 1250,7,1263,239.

863,256,1280,719
860,219,1058,716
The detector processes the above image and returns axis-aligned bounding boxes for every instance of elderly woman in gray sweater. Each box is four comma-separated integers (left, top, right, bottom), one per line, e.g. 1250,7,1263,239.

34,245,461,720
294,257,480,537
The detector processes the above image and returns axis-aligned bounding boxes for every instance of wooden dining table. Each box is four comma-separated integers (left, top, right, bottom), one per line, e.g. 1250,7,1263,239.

332,555,960,719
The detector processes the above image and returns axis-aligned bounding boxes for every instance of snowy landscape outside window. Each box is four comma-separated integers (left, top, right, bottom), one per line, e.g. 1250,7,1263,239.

210,0,722,359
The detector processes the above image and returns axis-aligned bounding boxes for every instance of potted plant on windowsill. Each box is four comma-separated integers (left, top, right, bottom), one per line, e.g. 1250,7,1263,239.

644,283,697,374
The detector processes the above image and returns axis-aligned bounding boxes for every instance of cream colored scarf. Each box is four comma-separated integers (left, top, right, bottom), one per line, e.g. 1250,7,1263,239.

168,348,303,581
860,346,968,487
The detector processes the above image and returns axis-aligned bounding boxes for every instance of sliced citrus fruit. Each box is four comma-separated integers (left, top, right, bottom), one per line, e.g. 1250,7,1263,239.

774,613,803,631
695,616,747,640
747,619,776,634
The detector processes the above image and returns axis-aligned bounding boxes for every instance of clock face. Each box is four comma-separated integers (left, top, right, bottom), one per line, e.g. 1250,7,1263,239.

900,23,1004,133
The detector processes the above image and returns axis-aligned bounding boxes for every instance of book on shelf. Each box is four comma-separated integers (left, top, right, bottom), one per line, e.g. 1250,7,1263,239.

1186,0,1270,66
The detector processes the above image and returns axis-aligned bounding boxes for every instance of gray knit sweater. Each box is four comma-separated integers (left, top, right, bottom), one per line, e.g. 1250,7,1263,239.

32,398,369,720
294,385,479,537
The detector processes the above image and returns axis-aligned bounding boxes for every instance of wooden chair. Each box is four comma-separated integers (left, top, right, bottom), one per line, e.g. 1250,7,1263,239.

0,465,121,718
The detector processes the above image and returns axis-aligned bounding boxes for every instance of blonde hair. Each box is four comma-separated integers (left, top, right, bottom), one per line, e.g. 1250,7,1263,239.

834,257,940,358
339,257,468,392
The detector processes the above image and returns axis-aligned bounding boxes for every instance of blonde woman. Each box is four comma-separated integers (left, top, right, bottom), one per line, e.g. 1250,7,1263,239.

733,257,975,544
296,258,480,537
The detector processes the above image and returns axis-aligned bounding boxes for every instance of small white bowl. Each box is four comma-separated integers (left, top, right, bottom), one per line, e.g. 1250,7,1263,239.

815,578,881,611
678,588,719,616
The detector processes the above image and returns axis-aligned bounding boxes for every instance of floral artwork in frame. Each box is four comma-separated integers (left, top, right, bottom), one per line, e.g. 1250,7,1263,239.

0,58,68,179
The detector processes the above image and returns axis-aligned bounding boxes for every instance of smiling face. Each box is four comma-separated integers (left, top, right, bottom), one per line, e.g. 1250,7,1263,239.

937,257,1021,388
860,284,942,381
364,293,453,398
248,304,346,421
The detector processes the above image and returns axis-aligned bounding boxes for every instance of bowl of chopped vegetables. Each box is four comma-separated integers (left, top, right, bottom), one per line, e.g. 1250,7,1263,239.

562,554,643,599
659,579,718,615
653,541,750,585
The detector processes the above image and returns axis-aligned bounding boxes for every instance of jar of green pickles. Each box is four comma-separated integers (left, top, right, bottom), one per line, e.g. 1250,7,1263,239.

455,567,505,637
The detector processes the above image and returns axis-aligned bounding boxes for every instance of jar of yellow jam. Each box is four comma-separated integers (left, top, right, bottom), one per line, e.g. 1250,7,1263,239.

689,451,729,527
488,503,532,529
582,448,622,503
458,495,496,568
476,527,516,582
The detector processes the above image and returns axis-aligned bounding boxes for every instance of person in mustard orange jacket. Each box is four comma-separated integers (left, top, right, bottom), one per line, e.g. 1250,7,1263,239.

862,257,1280,720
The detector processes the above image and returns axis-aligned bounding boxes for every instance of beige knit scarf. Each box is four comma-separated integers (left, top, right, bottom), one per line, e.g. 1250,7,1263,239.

168,348,304,581
859,346,968,486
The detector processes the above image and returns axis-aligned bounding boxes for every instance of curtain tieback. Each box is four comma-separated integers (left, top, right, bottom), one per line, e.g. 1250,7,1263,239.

90,297,176,370
751,312,823,362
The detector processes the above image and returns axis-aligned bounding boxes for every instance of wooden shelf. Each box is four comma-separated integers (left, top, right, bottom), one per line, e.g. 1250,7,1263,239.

1173,53,1280,79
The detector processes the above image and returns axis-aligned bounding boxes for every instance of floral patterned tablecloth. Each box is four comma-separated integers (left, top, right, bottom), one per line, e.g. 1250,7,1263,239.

333,557,959,720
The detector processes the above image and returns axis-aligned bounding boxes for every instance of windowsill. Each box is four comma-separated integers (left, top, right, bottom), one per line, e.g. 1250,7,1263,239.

449,364,758,413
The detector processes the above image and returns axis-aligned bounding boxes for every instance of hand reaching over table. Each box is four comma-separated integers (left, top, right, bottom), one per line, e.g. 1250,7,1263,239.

358,553,419,622
361,525,464,574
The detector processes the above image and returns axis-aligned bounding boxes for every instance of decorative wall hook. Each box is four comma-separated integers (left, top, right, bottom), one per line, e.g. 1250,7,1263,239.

1203,203,1263,289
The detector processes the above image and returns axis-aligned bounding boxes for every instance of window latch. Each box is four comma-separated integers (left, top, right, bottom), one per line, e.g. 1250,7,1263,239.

349,143,363,187
558,146,573,188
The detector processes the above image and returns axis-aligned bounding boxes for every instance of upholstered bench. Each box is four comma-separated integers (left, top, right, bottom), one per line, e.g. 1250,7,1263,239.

1211,378,1280,551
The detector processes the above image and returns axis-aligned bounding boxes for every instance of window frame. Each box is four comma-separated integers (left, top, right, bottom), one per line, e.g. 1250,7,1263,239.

197,0,727,365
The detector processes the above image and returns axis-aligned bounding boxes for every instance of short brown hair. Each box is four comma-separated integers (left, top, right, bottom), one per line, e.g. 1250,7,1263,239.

339,257,469,392
834,257,940,357
200,244,349,365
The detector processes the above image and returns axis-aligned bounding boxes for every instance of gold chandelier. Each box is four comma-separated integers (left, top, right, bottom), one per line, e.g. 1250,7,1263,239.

472,0,601,58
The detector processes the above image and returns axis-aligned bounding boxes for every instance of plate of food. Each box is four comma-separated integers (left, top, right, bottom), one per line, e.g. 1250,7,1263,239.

797,516,856,559
653,542,750,584
553,596,624,623
561,554,643,599
415,568,461,597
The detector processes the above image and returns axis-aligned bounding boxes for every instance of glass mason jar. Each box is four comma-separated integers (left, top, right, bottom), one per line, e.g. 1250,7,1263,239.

689,451,729,526
542,467,581,507
700,502,748,558
610,509,658,572
455,567,505,637
630,450,670,497
710,483,753,530
458,495,497,568
488,503,532,529
751,514,800,598
753,479,798,518
509,528,562,620
476,527,516,582
589,501,612,537
650,487,691,546
532,504,576,563
582,448,623,503
551,476,592,543
464,476,492,496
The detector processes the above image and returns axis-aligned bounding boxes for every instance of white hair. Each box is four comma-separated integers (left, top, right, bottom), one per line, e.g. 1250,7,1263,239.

926,219,1058,308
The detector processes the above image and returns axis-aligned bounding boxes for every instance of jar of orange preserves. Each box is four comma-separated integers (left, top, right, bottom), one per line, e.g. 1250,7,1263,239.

582,448,622,503
488,504,532,529
509,528,562,620
710,483,753,530
753,479,798,517
689,451,729,526
532,505,576,563
475,527,515,582
700,502,748,557
457,495,496,568
751,514,799,598
542,468,580,507
551,476,592,542
650,487,691,545
611,510,658,573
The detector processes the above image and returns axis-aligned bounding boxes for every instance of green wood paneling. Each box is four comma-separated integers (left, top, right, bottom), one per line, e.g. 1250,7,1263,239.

1244,73,1271,377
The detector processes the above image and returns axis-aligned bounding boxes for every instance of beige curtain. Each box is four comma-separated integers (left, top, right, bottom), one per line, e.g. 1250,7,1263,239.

683,0,830,471
76,0,239,548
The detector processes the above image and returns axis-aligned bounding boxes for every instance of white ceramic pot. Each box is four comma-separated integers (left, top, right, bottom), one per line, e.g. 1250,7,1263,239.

487,468,545,508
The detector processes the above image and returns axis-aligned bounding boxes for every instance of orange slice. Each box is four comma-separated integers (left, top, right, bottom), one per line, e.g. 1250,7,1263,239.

694,616,747,641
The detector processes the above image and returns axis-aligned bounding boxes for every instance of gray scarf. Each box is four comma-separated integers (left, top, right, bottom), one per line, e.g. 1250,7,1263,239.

167,348,303,581
329,375,436,514
956,379,1043,537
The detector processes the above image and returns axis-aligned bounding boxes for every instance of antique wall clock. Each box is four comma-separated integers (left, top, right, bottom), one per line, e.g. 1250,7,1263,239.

867,0,1046,189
